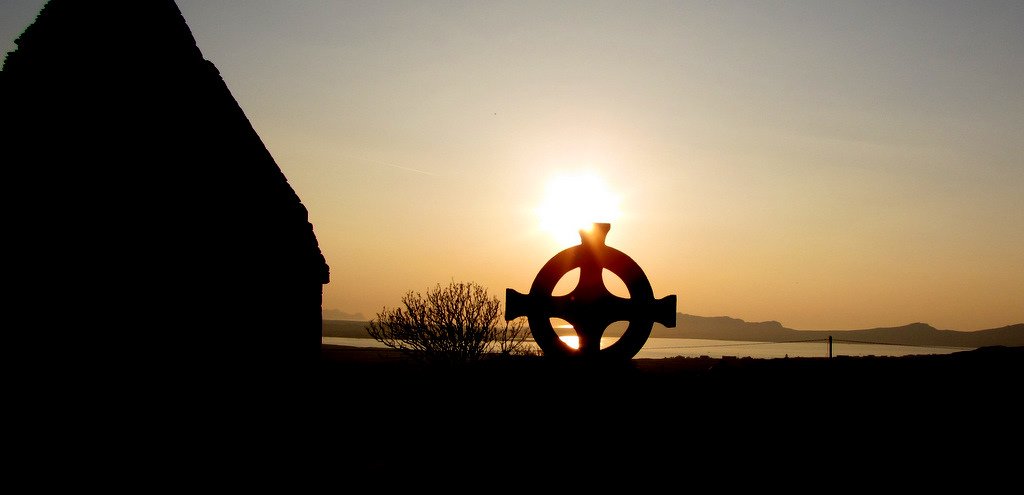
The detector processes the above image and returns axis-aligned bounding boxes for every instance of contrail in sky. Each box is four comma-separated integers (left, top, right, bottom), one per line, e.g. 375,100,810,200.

372,160,436,176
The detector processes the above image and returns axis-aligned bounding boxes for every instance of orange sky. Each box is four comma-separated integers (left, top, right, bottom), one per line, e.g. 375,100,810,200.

3,1,1021,330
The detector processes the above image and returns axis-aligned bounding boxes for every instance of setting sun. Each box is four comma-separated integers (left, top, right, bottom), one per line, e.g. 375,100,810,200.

536,172,622,247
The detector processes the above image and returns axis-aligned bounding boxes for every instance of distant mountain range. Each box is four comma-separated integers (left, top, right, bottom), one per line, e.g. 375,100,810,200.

323,309,366,321
323,314,1024,348
649,314,1024,348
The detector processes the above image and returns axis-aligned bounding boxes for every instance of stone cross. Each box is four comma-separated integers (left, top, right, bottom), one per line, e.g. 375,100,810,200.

506,223,677,361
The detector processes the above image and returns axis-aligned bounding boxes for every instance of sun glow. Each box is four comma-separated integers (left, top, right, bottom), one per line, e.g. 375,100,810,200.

537,172,622,246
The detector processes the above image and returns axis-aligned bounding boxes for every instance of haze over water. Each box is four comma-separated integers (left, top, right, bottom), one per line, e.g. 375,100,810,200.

321,336,968,360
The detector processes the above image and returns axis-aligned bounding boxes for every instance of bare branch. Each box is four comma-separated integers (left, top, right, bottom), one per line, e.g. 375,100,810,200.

367,281,535,364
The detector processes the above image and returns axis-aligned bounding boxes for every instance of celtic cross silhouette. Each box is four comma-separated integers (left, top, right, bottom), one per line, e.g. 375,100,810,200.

506,223,677,361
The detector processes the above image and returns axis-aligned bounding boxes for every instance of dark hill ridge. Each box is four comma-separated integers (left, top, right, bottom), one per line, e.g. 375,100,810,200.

324,315,1024,348
653,314,1024,348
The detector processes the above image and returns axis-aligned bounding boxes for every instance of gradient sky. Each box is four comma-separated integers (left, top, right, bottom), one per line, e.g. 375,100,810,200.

4,1,1022,331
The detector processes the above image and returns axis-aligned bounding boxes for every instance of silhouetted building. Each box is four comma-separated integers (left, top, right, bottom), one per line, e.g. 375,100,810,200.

1,1,328,385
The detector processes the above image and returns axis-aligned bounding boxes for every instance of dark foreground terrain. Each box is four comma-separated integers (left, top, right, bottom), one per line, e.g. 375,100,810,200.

319,345,1022,483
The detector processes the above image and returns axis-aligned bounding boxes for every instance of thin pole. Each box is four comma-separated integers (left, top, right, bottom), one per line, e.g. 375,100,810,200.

828,335,833,359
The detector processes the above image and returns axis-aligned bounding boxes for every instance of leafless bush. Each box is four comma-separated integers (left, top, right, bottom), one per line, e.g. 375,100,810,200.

367,281,531,364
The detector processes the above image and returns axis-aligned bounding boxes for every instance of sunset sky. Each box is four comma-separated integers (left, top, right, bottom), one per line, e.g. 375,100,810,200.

3,1,1021,331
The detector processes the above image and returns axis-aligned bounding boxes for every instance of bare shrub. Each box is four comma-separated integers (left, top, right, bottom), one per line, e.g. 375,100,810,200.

367,281,531,364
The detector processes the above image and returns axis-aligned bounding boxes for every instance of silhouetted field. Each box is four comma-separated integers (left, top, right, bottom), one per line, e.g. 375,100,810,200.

319,344,1022,479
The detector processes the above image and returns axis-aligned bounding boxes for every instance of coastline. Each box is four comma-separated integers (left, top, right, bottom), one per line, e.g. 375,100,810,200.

320,342,1023,411
323,318,1024,348
321,341,1023,381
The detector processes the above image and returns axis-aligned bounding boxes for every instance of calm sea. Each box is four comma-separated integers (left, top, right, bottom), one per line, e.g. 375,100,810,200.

321,336,970,359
